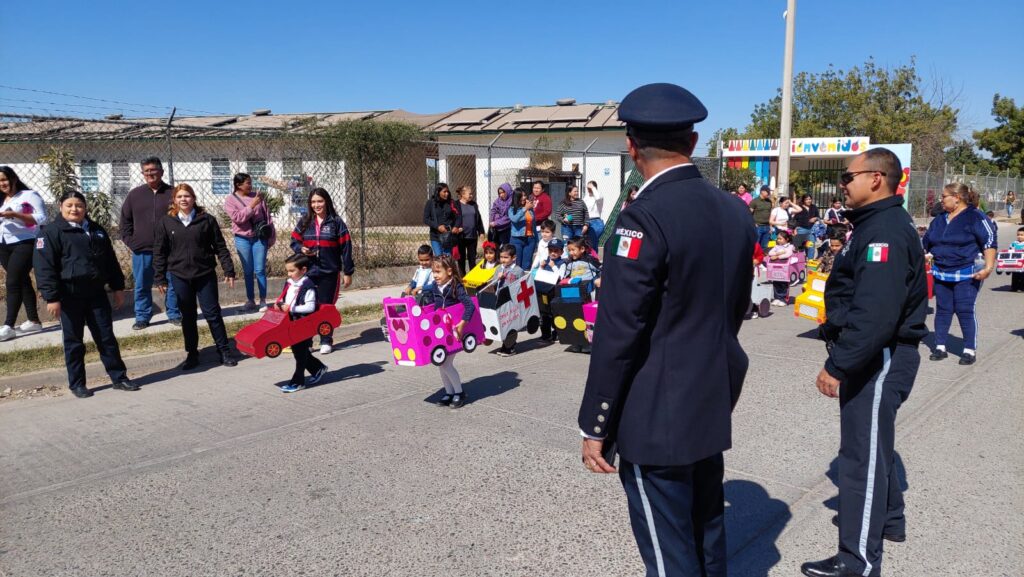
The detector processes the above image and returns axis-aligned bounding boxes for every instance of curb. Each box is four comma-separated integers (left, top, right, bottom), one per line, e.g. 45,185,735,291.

0,318,382,395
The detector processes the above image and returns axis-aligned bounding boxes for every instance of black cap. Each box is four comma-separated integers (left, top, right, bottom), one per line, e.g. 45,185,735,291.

548,238,564,250
618,83,708,132
760,185,772,192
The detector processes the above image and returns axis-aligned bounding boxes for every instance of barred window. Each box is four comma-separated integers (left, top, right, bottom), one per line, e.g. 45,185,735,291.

282,158,303,181
112,161,130,195
211,158,231,195
80,160,99,193
247,158,267,194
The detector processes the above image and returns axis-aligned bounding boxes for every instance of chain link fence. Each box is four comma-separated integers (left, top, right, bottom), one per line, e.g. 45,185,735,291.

904,166,1022,220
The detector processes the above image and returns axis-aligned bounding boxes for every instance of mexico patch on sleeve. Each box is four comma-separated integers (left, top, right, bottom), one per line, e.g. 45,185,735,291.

614,228,643,259
866,242,888,262
35,237,44,249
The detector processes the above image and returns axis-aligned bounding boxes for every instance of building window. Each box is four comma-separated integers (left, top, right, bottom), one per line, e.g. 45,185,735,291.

80,160,99,193
247,158,267,194
282,158,306,214
211,158,231,195
112,161,130,195
282,158,303,182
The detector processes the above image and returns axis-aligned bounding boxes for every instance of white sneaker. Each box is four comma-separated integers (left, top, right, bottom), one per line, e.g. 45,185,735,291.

319,344,333,355
258,301,268,313
18,321,43,333
0,325,15,341
771,299,788,307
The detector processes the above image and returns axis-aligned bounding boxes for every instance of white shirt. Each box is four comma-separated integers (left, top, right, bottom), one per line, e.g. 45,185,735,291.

531,237,551,270
632,163,695,200
770,207,789,228
411,266,432,289
283,276,317,315
0,189,48,244
583,191,603,221
177,209,196,227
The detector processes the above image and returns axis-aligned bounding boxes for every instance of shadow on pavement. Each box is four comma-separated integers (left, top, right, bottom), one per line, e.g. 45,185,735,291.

424,370,521,405
313,361,387,388
725,479,792,577
131,344,254,388
920,332,963,355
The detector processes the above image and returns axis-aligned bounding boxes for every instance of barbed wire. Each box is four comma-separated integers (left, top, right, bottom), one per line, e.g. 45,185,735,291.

0,84,232,116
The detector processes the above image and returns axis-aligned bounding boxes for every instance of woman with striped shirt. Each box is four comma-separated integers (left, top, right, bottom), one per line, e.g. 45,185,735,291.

555,184,589,241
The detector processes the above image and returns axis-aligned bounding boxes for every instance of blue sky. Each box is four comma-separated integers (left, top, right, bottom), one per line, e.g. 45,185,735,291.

3,0,1021,154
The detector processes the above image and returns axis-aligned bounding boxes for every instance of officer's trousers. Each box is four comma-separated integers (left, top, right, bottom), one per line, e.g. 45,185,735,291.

619,454,726,577
836,344,918,576
60,289,127,389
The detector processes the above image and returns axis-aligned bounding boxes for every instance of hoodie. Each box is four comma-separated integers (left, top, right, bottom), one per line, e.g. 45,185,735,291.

489,183,514,230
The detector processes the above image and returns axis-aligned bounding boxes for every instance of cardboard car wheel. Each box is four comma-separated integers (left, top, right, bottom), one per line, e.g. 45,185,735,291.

526,316,540,334
462,333,477,353
430,346,447,366
266,342,282,358
318,322,333,337
790,271,799,286
799,269,807,282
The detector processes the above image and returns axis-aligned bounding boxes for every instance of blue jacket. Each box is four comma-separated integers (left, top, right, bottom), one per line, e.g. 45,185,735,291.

923,208,997,271
508,206,534,238
290,214,355,278
423,281,475,322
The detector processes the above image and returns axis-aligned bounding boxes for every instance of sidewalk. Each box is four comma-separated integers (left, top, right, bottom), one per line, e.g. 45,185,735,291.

0,283,404,353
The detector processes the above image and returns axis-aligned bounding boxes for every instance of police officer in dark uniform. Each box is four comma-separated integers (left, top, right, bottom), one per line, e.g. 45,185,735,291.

801,148,928,577
33,191,137,398
578,83,755,577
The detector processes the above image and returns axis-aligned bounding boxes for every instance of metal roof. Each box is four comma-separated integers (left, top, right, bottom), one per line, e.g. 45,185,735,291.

0,101,623,142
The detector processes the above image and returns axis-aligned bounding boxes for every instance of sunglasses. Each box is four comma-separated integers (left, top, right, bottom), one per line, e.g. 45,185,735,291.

839,170,886,185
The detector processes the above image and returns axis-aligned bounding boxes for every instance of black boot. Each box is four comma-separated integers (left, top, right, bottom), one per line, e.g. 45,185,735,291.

801,556,860,577
178,353,200,371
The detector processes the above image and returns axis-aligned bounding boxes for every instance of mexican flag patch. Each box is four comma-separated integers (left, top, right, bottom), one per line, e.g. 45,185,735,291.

866,243,889,262
614,229,643,259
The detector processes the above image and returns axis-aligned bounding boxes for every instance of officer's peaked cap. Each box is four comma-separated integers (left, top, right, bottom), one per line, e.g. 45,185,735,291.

618,83,708,131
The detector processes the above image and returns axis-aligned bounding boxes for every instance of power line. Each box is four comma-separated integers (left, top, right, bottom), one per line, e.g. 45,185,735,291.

0,84,234,116
0,97,167,117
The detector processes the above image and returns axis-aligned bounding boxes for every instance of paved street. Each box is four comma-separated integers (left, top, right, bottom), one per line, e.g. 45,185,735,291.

1,223,1022,577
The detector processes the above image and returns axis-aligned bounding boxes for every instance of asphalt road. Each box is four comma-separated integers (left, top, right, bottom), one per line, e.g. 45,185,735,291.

2,224,1021,577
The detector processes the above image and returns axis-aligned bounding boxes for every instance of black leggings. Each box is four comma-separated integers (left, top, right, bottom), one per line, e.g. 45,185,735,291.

457,237,478,276
311,273,340,345
0,239,40,326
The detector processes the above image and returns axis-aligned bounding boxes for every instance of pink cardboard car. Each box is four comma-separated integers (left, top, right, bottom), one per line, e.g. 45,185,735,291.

235,304,342,359
583,301,598,343
382,296,486,367
766,251,807,286
995,249,1024,274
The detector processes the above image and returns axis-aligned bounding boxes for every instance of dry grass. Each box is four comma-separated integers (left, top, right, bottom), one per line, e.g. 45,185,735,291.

0,303,383,378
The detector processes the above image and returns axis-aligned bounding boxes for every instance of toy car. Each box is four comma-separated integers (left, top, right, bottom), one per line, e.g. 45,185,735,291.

382,296,486,367
477,277,541,345
235,304,342,359
583,301,598,343
463,260,498,293
794,272,829,324
551,281,595,348
749,265,773,318
766,251,807,286
995,249,1024,274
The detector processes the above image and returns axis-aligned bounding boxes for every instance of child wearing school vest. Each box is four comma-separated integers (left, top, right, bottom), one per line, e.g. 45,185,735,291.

275,253,327,392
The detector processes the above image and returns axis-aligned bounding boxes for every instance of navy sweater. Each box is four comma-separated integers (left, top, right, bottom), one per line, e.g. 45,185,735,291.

923,208,997,270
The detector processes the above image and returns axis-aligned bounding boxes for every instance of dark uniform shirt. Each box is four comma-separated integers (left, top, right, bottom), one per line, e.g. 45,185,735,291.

33,216,125,301
821,195,928,381
578,164,755,467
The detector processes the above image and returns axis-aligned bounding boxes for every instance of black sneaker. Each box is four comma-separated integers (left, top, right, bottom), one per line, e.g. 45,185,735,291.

70,386,93,398
450,393,466,409
958,353,976,365
132,321,149,331
168,318,182,327
496,348,516,357
112,379,140,391
178,354,200,371
929,349,948,361
220,354,238,367
435,394,453,407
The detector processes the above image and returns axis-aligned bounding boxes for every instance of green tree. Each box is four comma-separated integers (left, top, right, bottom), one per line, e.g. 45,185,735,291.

973,94,1024,173
943,140,999,174
37,145,115,230
704,127,742,158
720,166,759,193
745,57,959,169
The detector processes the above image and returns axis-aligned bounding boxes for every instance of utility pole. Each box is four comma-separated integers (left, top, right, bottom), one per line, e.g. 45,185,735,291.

776,0,796,198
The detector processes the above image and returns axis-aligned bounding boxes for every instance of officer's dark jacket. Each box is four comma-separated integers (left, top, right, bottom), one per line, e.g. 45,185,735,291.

822,195,928,381
33,216,125,302
289,214,355,278
578,165,755,467
152,209,235,285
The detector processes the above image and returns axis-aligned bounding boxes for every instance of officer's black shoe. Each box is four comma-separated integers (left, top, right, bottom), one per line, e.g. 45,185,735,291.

929,349,948,361
70,387,93,398
132,321,149,331
800,556,859,577
831,514,905,542
112,379,140,392
450,393,466,409
958,352,976,365
435,394,453,407
220,354,238,367
178,354,200,371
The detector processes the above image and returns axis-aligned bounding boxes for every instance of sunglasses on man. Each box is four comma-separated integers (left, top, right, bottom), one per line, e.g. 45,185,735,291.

839,170,886,186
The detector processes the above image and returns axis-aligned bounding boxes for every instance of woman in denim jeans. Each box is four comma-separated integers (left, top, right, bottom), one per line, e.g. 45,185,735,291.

224,173,275,312
789,194,820,259
508,190,536,269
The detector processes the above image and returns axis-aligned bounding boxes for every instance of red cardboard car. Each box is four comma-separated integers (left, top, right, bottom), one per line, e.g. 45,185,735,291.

235,304,342,359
